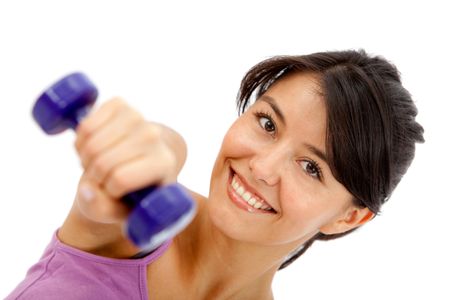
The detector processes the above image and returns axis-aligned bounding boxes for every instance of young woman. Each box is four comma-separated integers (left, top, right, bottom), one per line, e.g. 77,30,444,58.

7,49,424,299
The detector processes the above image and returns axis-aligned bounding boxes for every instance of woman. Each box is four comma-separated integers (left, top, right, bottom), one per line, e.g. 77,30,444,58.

7,49,424,299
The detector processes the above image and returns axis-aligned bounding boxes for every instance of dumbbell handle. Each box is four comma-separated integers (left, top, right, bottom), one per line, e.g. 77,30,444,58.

32,72,196,251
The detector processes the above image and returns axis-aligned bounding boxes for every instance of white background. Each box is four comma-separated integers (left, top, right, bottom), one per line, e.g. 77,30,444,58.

0,1,448,299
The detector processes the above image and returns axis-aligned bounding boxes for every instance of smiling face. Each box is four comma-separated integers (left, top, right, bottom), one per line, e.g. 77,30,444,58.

208,72,369,248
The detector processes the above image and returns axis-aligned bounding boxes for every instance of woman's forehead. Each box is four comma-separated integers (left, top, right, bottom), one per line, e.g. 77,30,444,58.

262,73,326,124
266,72,323,100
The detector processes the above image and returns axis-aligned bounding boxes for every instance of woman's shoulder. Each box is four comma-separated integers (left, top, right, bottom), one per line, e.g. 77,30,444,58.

186,188,208,205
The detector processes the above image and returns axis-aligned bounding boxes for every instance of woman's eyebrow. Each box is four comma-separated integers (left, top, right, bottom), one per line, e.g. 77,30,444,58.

260,95,286,126
304,143,329,165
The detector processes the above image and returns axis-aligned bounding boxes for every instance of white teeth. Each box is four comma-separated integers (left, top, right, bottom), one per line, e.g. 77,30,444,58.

254,202,263,209
231,174,273,212
242,192,251,201
236,186,245,196
232,178,238,189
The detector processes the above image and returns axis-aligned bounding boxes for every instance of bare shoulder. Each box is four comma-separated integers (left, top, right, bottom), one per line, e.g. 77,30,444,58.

186,188,208,205
183,187,209,226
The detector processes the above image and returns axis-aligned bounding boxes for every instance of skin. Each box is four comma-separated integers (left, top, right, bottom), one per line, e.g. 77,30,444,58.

59,72,373,299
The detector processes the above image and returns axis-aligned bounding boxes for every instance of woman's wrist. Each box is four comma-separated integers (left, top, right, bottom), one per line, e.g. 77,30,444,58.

59,202,140,258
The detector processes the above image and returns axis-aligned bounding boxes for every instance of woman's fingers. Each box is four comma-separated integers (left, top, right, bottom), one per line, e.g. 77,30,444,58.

75,98,180,203
83,122,156,184
76,175,131,224
102,146,177,198
77,106,143,169
75,98,135,160
83,120,175,191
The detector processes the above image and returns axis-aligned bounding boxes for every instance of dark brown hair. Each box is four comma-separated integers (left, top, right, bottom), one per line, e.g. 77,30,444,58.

236,49,424,270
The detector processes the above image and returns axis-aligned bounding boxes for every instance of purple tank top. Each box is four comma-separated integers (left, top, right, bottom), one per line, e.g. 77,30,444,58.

6,231,171,300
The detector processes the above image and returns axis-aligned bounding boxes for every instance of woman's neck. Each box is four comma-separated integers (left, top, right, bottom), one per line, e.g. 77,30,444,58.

148,194,294,300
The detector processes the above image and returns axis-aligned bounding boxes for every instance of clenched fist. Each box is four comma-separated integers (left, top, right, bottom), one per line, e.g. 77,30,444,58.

72,98,186,224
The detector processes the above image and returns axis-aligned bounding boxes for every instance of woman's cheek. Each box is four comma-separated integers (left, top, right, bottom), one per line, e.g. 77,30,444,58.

221,120,260,158
280,185,332,234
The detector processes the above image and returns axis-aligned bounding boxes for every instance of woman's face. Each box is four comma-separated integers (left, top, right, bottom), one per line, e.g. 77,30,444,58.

208,72,358,248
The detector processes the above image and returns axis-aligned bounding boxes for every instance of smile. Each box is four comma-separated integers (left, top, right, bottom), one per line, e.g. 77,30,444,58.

228,171,276,214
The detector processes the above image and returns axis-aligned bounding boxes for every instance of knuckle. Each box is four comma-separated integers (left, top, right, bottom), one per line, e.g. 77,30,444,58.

128,109,144,124
82,141,99,160
108,170,131,197
90,157,109,179
77,119,95,137
108,97,127,108
161,149,177,168
120,110,144,131
142,123,162,141
97,98,127,119
113,101,144,125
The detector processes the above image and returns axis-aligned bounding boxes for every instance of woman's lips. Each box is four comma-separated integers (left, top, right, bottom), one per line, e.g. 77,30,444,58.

227,168,277,214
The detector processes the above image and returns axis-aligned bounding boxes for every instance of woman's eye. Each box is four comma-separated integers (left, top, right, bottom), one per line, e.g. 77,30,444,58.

258,116,276,133
299,160,322,180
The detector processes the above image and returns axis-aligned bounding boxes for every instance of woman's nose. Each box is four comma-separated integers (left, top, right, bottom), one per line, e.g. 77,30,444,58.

248,146,285,186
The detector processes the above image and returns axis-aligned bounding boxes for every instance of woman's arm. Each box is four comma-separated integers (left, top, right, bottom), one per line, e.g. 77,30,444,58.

58,98,187,258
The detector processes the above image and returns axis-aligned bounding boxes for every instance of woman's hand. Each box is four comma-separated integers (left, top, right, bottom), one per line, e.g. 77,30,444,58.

73,98,186,224
58,98,187,256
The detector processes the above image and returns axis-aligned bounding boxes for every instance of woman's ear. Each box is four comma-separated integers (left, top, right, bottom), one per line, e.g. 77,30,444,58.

319,207,374,235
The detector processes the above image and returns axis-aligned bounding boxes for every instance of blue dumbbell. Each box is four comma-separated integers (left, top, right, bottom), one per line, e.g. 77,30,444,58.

32,72,196,251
